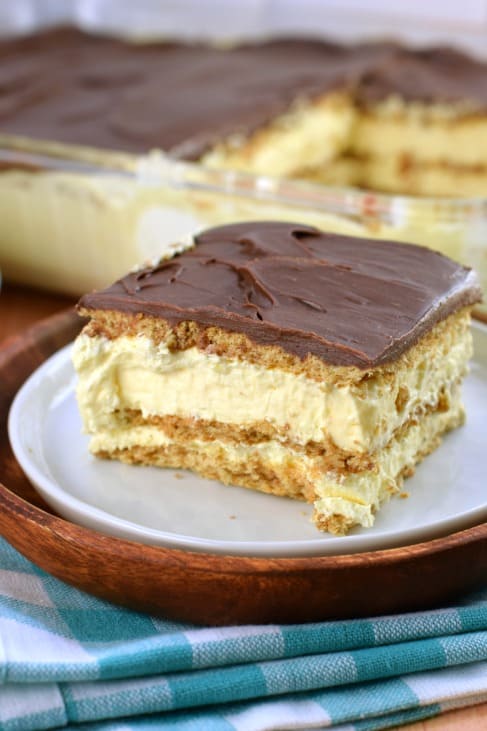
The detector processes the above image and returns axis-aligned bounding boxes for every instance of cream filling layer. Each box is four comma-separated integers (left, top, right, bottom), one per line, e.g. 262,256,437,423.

201,92,354,176
352,100,487,167
345,156,487,198
73,328,472,454
314,392,463,528
90,392,463,531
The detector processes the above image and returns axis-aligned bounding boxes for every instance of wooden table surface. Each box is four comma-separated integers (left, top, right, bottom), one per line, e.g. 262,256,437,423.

1,283,485,731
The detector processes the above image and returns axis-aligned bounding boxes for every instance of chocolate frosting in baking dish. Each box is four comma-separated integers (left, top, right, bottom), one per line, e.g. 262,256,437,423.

2,28,487,158
79,222,482,368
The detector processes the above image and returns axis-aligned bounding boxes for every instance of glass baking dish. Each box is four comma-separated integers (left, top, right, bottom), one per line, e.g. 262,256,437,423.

0,143,486,318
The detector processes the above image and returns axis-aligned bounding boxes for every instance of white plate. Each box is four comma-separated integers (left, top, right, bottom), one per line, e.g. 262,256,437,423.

8,322,487,557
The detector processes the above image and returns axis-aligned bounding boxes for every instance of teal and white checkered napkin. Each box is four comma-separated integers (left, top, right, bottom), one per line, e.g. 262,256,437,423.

0,536,486,731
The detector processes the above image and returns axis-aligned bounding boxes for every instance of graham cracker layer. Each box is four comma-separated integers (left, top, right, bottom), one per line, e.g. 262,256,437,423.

79,305,472,387
97,440,314,502
94,397,464,535
115,409,374,473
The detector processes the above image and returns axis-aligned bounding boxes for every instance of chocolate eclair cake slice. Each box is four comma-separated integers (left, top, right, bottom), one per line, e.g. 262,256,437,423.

73,222,482,535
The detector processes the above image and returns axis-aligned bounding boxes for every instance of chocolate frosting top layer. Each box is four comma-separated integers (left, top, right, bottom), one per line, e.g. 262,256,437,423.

1,28,487,158
79,222,482,368
357,46,487,107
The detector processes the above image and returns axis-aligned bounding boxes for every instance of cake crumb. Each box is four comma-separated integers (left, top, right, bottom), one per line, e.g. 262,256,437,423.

174,472,184,480
229,515,236,520
399,491,409,499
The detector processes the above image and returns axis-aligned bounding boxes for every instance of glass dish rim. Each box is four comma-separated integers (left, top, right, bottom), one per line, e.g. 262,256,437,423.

2,139,487,222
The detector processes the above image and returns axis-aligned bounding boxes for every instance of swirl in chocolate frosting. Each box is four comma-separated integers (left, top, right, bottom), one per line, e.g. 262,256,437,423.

79,222,482,368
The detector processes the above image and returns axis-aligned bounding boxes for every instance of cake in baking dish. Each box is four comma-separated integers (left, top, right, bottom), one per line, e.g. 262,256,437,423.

3,29,487,196
72,222,482,534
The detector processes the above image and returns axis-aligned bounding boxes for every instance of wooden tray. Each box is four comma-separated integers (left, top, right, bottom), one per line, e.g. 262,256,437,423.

0,309,486,626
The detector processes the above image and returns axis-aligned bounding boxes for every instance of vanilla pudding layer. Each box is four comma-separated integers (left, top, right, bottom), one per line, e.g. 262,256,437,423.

352,99,487,167
73,309,473,456
91,391,464,535
201,92,354,177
